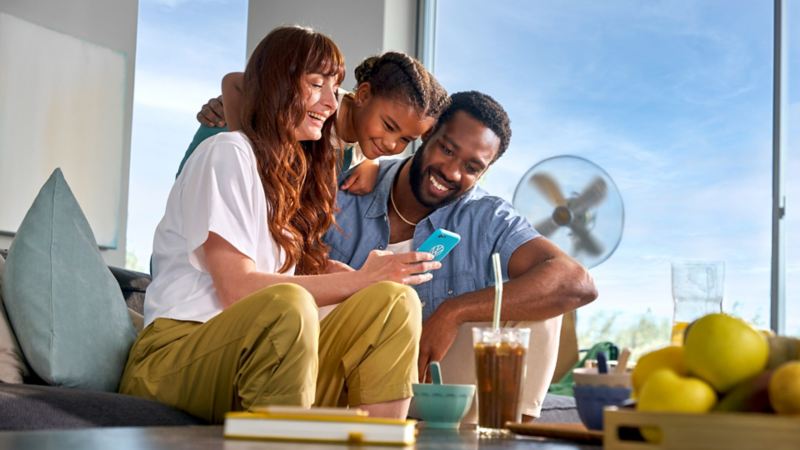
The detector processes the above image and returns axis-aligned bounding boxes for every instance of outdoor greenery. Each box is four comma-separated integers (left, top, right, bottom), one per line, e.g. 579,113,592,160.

577,310,671,361
126,251,146,273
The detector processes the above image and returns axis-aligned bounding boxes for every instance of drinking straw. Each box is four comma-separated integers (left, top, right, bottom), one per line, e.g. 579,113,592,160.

492,252,503,330
614,348,632,374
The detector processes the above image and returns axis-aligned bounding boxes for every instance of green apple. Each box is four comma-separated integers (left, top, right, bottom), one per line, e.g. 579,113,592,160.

684,313,769,393
714,370,774,413
766,335,800,369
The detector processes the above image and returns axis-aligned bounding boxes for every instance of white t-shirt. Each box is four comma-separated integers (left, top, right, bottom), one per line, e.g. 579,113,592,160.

386,239,413,254
144,131,291,327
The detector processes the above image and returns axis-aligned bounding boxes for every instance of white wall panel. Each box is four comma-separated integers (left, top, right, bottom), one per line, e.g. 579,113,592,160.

0,13,126,248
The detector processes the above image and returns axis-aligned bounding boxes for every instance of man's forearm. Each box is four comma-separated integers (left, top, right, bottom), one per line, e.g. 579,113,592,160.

435,256,597,326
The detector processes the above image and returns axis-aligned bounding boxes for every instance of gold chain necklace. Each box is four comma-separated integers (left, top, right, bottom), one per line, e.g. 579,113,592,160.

389,187,419,227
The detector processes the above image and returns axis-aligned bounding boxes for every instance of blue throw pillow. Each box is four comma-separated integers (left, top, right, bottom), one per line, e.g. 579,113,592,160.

1,169,136,391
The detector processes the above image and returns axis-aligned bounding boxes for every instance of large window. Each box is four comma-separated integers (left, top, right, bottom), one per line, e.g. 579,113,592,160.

433,1,776,354
126,0,247,271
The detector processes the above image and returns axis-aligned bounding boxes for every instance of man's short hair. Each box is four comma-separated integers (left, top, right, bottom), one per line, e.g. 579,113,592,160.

431,91,512,161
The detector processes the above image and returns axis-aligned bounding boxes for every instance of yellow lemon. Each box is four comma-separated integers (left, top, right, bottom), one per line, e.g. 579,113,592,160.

636,368,717,442
769,361,800,415
631,346,686,398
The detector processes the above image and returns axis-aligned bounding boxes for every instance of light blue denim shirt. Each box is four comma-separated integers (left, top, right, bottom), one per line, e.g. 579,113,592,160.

324,157,540,321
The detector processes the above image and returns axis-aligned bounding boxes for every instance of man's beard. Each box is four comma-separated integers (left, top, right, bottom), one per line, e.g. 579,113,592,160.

408,145,461,209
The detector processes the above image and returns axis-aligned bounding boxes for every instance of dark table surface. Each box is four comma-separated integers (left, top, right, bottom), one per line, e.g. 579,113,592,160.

0,425,602,450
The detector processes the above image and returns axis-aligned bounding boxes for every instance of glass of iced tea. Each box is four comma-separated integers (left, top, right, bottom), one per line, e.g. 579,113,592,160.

472,327,530,435
671,261,724,345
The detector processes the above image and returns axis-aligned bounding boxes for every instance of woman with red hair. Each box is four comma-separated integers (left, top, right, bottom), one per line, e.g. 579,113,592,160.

119,26,439,423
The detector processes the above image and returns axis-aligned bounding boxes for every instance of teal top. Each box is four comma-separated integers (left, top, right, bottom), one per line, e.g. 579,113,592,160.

176,125,228,178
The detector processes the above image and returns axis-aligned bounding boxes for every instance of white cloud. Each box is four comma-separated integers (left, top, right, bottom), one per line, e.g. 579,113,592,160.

144,0,188,8
134,69,220,114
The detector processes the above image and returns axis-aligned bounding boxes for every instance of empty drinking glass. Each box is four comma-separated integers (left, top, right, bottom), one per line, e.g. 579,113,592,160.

670,261,724,345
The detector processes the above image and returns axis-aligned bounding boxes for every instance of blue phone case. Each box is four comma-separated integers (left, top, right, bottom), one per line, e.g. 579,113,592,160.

417,228,461,262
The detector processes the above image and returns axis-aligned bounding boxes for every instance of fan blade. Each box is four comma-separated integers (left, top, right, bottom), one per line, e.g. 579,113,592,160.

534,217,560,237
569,221,604,256
530,173,567,207
570,177,607,213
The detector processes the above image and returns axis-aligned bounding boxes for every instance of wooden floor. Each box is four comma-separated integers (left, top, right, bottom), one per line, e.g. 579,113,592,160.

0,425,601,450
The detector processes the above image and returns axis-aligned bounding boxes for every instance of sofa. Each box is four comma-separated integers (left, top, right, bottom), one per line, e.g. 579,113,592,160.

0,248,579,431
0,254,579,430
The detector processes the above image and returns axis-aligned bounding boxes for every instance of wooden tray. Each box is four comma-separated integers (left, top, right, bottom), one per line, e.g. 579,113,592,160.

507,422,603,444
603,407,800,450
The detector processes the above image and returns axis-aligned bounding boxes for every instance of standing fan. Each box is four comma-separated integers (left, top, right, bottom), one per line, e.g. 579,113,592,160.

512,155,624,269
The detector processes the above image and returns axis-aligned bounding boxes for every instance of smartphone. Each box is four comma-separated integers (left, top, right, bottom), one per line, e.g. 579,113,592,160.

416,228,461,262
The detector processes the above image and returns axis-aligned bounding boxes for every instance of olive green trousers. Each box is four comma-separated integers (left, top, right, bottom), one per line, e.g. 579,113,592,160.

119,281,421,423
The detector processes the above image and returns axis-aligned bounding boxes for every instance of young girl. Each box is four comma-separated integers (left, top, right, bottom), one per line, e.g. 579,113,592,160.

121,26,441,423
185,51,449,193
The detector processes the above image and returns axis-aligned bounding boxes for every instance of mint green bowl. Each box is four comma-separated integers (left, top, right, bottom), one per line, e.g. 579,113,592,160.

410,382,475,429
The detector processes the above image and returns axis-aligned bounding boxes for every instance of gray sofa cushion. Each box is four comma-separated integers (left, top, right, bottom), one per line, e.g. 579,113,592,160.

0,383,203,430
0,249,148,315
109,265,149,315
536,394,580,423
2,170,137,392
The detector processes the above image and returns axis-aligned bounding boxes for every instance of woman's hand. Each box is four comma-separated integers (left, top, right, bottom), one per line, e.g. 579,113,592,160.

358,250,441,286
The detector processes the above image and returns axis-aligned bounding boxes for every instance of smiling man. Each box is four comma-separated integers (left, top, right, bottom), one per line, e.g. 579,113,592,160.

325,91,598,420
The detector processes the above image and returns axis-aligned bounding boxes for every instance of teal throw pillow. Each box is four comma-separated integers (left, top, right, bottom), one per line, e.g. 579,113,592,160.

2,169,136,391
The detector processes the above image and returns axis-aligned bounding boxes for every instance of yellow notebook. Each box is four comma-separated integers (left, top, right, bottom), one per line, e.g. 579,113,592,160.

224,406,417,446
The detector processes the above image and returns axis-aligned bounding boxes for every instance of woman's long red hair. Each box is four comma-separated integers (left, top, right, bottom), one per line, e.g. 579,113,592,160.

239,26,345,274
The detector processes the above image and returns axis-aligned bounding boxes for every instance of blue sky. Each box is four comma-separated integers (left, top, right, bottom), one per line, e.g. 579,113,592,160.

127,0,799,335
126,0,247,272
